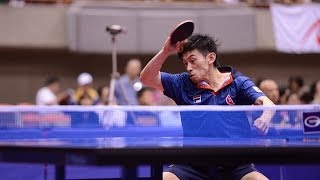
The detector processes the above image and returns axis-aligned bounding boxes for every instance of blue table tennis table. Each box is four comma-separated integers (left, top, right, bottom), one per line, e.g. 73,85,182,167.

1,105,320,179
1,135,320,180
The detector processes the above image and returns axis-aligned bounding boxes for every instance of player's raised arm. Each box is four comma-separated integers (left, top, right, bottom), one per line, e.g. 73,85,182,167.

141,20,194,91
140,37,183,91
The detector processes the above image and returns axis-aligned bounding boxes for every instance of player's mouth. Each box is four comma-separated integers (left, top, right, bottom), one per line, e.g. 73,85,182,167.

189,74,197,81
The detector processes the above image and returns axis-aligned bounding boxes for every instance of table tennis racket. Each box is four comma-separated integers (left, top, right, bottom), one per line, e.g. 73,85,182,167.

170,20,194,45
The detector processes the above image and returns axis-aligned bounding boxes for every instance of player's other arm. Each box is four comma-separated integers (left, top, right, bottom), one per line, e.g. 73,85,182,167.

140,37,183,91
253,96,275,134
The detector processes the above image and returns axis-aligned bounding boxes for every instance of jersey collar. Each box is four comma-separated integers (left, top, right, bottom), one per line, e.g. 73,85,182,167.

196,67,234,95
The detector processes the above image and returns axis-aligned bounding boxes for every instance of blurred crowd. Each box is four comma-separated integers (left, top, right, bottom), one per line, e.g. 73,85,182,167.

35,57,320,108
32,57,319,129
256,76,320,105
250,77,320,127
35,58,175,107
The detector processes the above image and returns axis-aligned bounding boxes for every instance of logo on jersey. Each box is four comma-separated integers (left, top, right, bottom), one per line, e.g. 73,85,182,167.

253,86,263,93
226,94,235,105
303,112,320,134
193,95,202,104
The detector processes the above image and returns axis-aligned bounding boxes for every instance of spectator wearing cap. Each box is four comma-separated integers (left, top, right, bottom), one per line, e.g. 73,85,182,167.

72,72,99,105
114,58,142,105
36,76,67,105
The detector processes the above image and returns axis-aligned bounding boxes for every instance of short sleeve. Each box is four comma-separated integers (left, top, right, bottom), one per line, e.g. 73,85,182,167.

239,78,265,105
160,72,184,104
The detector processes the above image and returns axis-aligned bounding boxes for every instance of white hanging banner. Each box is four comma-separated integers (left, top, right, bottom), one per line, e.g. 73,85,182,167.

270,3,320,53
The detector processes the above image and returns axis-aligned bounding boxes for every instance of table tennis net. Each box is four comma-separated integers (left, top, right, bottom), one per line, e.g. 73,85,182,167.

0,105,319,138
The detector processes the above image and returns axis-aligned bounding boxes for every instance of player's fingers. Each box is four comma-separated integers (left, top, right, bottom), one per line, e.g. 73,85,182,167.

259,124,267,133
264,127,269,135
165,37,174,48
260,124,269,135
163,37,177,54
253,120,261,128
175,41,184,52
254,120,268,134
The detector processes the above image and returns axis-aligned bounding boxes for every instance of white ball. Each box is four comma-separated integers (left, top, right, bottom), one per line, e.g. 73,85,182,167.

133,82,143,91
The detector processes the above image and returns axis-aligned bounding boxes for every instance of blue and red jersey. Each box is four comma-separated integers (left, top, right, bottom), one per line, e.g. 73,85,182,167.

161,66,265,138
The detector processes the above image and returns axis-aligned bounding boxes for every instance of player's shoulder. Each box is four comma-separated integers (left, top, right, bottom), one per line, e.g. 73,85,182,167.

161,72,193,91
175,72,193,87
218,66,250,82
178,72,190,80
161,71,189,81
230,68,251,83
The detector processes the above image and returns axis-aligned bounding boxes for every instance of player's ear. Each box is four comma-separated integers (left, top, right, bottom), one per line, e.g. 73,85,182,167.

207,52,216,65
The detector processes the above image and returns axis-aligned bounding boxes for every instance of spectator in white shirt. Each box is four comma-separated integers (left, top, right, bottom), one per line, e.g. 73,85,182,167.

36,76,61,105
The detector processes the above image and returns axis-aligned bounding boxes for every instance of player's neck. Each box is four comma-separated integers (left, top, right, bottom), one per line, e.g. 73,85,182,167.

208,68,230,89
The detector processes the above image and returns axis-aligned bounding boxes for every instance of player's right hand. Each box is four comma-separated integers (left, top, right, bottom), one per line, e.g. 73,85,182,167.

161,37,187,56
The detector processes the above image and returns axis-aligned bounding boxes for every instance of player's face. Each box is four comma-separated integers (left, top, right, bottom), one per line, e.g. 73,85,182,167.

182,49,213,83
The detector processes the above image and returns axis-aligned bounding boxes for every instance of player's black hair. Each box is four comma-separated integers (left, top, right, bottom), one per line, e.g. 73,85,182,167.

178,34,220,67
44,76,60,86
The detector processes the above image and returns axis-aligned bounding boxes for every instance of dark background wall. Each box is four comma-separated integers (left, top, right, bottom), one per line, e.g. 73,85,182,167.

1,48,319,104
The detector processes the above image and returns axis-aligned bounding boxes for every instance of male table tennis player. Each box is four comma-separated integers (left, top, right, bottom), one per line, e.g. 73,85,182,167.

140,33,274,180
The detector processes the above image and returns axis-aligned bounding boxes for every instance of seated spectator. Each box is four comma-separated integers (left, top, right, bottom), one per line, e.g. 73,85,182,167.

66,92,100,128
36,76,68,105
127,87,160,127
97,85,111,105
252,80,301,126
310,80,320,104
281,93,302,126
137,87,155,106
279,85,288,105
72,72,99,105
279,76,307,105
259,79,280,104
114,58,142,105
287,93,301,105
300,92,313,104
78,92,95,106
288,76,308,96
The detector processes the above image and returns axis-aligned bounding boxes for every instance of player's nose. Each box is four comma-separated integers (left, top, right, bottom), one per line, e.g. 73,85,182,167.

186,64,192,72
